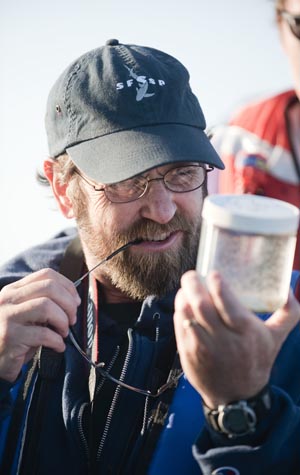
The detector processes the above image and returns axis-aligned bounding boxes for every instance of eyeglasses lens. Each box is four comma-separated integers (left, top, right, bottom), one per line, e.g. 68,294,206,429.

105,165,206,203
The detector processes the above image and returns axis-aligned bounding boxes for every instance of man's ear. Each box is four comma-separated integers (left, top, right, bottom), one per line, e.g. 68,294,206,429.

43,158,75,219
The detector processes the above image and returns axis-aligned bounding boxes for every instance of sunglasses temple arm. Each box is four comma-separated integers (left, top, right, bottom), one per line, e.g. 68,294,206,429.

73,238,142,287
68,328,152,394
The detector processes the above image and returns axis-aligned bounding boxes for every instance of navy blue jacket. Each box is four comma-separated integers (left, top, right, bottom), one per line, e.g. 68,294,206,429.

0,229,300,475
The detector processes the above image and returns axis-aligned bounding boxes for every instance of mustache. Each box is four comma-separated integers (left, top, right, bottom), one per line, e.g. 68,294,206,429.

115,213,193,245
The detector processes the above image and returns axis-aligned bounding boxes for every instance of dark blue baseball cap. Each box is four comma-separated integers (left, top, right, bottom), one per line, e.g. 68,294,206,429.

45,39,224,184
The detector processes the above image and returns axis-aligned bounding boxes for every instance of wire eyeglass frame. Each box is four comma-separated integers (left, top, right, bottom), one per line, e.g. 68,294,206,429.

74,163,213,203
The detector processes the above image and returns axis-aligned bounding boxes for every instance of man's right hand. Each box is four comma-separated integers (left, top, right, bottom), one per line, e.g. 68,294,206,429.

174,270,300,409
0,268,81,382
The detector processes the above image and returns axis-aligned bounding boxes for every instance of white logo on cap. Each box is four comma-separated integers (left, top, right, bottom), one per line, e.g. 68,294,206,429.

116,65,165,101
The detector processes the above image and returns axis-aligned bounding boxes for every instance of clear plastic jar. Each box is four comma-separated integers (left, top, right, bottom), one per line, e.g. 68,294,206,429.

196,194,299,313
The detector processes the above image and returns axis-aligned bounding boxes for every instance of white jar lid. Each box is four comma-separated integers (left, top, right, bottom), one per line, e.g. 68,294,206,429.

202,194,300,234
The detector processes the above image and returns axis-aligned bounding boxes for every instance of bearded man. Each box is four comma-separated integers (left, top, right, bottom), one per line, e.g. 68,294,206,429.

0,40,299,475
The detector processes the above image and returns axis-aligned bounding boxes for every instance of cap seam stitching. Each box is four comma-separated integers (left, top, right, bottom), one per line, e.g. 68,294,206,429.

64,51,95,145
64,62,81,144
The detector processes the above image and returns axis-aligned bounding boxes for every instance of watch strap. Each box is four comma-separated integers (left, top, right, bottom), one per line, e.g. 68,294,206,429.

203,384,272,438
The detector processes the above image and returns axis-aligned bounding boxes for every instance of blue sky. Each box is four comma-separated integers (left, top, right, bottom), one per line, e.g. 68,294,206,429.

0,0,292,264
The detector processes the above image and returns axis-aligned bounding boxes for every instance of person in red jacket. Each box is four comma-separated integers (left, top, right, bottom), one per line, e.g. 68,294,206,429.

212,0,300,269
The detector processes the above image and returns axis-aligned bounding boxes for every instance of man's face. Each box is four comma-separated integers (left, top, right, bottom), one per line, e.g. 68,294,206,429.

278,0,300,99
70,163,206,300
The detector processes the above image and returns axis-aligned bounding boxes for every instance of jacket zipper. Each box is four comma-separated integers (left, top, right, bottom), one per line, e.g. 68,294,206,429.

95,346,120,398
96,329,134,462
141,312,160,435
77,346,121,462
77,402,90,459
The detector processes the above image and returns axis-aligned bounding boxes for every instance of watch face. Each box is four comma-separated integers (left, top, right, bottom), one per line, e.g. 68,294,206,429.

218,402,257,436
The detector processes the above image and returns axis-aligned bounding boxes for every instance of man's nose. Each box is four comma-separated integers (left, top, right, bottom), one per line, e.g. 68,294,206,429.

139,178,177,224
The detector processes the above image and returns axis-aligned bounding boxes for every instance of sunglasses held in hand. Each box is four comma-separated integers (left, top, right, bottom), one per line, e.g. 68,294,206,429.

69,239,183,397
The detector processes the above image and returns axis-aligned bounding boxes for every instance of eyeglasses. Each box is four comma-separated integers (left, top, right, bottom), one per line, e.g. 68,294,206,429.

69,240,183,397
278,10,300,40
75,163,212,203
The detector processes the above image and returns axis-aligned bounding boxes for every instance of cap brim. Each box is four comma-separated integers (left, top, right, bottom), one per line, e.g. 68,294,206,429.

66,124,225,184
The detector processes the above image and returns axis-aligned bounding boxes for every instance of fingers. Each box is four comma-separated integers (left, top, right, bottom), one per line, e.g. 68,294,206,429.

176,270,253,334
177,270,221,332
174,286,201,350
0,323,66,382
10,281,78,328
6,268,80,303
13,324,66,354
0,268,81,382
174,284,211,368
206,271,254,332
0,268,81,327
13,297,74,338
206,269,300,345
174,286,209,390
266,289,300,349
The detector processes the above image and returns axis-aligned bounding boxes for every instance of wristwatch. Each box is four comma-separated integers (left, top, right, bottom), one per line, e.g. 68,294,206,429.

203,385,272,438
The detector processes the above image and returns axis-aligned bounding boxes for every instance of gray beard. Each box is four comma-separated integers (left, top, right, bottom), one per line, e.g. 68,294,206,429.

77,212,201,300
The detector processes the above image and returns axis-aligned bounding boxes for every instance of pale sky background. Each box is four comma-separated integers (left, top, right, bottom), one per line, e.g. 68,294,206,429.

0,0,293,265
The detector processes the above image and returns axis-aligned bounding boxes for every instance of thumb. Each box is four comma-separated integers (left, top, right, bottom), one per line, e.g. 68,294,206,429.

265,290,300,349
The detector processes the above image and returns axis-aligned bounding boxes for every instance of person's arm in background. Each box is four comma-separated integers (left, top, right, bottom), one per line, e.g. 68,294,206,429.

210,91,298,196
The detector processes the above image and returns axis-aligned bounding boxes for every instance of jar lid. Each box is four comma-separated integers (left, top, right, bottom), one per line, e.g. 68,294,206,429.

202,194,300,234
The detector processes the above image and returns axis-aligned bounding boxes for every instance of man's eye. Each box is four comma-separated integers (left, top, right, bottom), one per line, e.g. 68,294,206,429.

172,167,199,178
109,178,145,193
